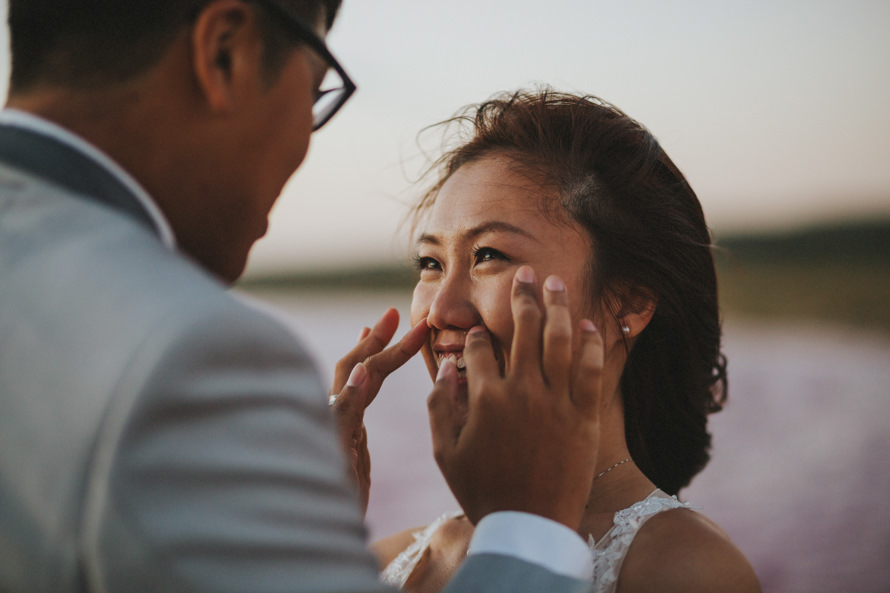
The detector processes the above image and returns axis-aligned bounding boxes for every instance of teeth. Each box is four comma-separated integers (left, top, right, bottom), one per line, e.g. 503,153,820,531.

438,353,466,372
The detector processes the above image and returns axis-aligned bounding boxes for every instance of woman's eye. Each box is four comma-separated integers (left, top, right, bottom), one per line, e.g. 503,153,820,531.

414,256,441,272
474,247,506,264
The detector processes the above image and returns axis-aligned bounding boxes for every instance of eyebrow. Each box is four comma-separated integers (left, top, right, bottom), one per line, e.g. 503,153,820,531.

417,221,540,245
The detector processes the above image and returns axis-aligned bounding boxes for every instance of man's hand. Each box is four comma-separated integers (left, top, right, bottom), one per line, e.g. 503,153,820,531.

428,266,604,529
330,308,428,515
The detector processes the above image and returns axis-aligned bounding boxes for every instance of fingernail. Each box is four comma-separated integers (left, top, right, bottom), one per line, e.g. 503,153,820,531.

347,363,367,387
516,266,535,284
468,325,486,336
437,358,456,382
544,275,565,292
580,319,597,333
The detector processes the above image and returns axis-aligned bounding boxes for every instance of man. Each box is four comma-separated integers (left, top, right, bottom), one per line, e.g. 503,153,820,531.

0,1,603,591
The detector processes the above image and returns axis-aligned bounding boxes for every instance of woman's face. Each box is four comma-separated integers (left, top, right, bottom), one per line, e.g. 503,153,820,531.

410,155,596,385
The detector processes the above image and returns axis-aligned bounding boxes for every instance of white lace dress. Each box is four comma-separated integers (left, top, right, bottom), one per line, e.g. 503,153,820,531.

380,511,463,588
380,490,690,593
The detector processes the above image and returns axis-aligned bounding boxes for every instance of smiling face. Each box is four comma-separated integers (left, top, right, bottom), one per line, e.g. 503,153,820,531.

410,154,597,384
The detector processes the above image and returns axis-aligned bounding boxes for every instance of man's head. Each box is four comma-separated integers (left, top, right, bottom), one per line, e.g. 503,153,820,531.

6,0,346,283
8,0,342,93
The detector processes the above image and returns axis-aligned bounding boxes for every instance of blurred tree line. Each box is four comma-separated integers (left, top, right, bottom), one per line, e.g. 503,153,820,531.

715,218,890,333
240,218,890,335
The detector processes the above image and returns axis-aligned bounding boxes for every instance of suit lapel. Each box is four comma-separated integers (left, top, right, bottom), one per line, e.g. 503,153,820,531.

0,124,160,237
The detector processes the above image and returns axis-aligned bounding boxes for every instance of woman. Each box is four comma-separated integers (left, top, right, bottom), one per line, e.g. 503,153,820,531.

334,89,760,593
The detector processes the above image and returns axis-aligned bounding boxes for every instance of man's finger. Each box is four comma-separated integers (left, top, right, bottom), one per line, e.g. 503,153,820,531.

361,319,429,404
542,275,572,395
509,266,544,378
427,359,463,470
331,363,368,450
349,308,400,364
572,319,605,416
463,325,500,403
332,308,400,392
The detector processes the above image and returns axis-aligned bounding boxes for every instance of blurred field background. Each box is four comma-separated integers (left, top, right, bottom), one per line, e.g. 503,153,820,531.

239,216,890,593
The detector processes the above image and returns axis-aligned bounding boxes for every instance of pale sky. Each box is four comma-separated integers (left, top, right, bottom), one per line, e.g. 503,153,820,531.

2,0,888,275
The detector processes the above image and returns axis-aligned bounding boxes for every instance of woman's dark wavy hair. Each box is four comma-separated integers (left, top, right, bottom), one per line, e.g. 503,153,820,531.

412,89,727,494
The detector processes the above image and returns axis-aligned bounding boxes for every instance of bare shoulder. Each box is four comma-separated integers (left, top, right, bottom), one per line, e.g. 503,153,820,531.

370,525,423,569
369,514,472,573
370,515,472,593
618,508,762,593
429,514,473,559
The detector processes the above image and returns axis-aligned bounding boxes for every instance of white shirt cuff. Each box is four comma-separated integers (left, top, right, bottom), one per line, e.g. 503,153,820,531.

467,511,594,581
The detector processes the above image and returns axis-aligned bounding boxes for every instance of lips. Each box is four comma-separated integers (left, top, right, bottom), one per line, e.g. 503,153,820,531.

431,330,508,381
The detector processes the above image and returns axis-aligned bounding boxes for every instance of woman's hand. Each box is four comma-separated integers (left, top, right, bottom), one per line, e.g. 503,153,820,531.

428,267,604,529
330,308,428,515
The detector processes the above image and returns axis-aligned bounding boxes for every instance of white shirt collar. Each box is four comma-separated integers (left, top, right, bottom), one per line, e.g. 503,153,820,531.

0,108,176,250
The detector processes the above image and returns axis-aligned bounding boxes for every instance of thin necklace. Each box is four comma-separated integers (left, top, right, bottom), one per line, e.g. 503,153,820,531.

594,457,632,481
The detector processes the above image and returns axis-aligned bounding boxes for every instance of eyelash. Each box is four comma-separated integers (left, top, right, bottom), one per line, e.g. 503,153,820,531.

413,255,441,272
412,247,508,272
473,246,508,264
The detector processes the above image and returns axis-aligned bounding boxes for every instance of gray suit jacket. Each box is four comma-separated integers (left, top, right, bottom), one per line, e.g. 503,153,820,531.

0,124,590,593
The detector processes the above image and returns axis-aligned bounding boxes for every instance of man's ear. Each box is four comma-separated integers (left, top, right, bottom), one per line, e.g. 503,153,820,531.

614,285,657,340
190,0,260,113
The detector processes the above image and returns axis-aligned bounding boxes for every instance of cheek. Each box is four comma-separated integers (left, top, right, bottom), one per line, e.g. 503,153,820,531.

476,279,516,358
566,277,596,322
270,125,310,193
410,283,432,326
412,285,439,382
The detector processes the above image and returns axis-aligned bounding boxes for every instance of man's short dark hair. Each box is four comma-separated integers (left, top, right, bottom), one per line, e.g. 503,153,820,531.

7,0,343,93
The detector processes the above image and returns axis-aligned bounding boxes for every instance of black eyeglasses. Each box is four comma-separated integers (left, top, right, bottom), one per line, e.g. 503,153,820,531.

253,0,356,130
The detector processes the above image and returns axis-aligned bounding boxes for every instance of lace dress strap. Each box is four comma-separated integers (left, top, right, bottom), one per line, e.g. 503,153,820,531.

587,489,693,593
380,511,463,588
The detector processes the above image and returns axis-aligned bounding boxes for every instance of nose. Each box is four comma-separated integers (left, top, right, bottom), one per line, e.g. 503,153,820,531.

424,274,481,331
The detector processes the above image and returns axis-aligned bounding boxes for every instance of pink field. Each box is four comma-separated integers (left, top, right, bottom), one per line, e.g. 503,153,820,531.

247,289,890,593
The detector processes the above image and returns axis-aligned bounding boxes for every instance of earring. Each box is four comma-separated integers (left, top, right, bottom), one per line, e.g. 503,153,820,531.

621,325,631,336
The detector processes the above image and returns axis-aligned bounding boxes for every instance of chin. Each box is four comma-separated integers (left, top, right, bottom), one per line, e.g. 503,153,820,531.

215,262,247,285
205,248,249,285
